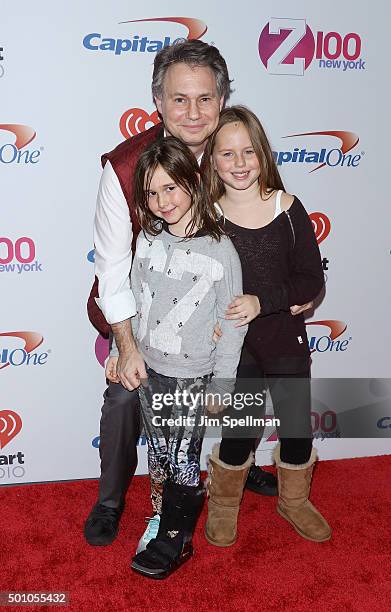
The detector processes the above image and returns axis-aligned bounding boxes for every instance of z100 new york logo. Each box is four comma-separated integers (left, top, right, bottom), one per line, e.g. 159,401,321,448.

0,237,43,274
259,18,365,75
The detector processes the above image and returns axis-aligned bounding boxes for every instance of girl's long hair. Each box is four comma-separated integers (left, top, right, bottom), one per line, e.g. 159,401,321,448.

204,105,285,202
133,137,223,240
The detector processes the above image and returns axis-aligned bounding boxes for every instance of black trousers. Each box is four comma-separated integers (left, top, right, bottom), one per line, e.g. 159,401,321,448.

220,348,313,466
98,382,141,509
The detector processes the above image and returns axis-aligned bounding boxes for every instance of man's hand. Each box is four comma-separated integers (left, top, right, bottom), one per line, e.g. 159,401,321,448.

111,318,147,390
117,348,147,391
290,301,314,316
105,356,120,383
225,294,261,327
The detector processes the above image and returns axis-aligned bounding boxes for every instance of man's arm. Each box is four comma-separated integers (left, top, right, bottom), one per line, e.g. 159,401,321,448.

94,161,146,388
93,161,136,323
110,238,147,390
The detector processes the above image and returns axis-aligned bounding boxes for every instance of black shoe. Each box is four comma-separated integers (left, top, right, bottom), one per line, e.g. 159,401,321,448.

131,481,204,579
245,465,278,496
84,503,123,546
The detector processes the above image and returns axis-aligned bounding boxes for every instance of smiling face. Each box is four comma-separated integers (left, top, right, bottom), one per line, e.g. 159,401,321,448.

146,164,193,236
154,63,224,156
212,121,261,192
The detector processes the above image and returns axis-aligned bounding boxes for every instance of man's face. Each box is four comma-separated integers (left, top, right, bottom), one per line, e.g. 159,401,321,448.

154,63,224,153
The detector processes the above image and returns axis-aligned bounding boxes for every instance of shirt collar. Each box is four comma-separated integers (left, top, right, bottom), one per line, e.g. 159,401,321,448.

163,128,204,166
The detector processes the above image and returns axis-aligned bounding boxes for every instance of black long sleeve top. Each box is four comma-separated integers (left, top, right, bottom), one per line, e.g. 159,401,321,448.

224,197,324,373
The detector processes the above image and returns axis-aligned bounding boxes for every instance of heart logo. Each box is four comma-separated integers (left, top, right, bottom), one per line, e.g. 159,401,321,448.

119,108,160,139
309,212,331,244
0,410,22,449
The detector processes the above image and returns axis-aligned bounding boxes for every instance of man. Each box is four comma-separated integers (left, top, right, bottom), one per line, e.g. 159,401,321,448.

85,40,280,549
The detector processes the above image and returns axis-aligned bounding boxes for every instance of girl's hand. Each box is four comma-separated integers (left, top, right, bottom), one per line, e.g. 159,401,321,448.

105,356,120,383
290,301,313,316
212,322,222,343
225,294,261,327
206,395,224,415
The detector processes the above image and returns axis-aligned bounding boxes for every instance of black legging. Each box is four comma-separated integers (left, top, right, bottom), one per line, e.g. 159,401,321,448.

219,351,313,466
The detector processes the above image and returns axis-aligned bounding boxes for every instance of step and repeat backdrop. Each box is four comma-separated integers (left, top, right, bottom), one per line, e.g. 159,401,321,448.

1,1,390,485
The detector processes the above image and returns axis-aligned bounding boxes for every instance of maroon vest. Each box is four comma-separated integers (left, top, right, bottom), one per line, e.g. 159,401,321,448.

87,123,164,337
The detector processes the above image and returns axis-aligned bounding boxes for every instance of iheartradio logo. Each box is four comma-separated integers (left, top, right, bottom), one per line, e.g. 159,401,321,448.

120,108,160,139
309,212,331,244
0,410,22,449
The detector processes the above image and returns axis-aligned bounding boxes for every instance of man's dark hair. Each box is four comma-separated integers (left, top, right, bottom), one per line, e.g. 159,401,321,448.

152,39,232,103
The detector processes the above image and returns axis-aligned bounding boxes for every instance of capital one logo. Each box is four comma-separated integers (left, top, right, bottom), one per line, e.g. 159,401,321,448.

0,410,22,449
120,108,160,139
309,212,330,245
0,331,49,369
0,124,42,164
83,17,207,56
273,131,362,172
0,237,43,274
306,320,351,353
259,18,364,76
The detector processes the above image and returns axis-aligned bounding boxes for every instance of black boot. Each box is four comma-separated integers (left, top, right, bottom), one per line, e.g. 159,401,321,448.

245,465,278,496
131,481,205,579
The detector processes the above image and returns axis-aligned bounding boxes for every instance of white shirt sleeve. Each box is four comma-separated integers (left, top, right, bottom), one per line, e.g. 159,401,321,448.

93,160,137,324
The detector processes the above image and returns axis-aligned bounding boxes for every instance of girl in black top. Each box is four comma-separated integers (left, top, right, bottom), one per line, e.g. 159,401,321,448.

203,106,331,546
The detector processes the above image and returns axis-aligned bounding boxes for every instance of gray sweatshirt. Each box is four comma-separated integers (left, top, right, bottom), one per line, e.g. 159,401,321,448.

111,227,247,395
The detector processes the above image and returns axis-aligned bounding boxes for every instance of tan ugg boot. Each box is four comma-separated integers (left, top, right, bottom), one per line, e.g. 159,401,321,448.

205,444,253,547
274,444,331,542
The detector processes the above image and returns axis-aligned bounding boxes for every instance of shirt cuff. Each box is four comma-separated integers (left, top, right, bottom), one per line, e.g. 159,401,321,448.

95,290,137,324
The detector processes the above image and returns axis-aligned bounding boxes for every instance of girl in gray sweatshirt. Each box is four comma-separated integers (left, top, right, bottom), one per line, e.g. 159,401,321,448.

126,137,247,579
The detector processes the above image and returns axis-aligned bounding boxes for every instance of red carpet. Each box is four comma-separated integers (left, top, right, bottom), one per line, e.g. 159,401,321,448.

1,455,390,612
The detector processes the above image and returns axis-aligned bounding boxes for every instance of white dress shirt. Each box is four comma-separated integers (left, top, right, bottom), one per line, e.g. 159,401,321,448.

93,161,136,324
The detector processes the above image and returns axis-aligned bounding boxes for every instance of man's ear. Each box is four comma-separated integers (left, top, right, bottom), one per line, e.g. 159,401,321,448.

154,97,163,116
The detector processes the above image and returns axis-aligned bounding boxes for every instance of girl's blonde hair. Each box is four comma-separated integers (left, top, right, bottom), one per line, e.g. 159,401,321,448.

204,105,285,201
